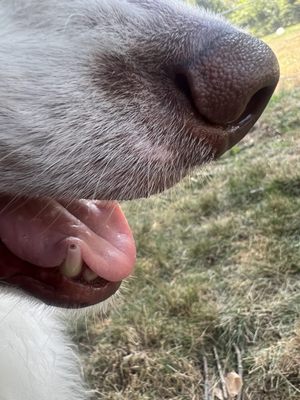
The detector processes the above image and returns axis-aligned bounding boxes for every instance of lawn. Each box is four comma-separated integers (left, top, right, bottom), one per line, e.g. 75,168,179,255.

73,25,300,400
263,23,300,90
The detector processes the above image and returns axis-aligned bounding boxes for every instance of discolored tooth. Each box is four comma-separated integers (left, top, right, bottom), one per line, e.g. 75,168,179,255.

59,244,82,278
82,268,98,282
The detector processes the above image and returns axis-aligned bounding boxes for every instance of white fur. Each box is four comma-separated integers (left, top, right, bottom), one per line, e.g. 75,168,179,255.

0,290,88,400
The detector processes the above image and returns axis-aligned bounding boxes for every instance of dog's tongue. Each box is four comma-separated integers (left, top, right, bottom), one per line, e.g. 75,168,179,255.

0,196,136,282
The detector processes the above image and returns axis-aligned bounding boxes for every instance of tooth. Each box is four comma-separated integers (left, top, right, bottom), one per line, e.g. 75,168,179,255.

59,244,82,278
82,268,98,282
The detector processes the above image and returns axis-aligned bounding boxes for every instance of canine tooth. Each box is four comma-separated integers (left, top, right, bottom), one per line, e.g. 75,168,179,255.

82,268,98,282
59,244,82,278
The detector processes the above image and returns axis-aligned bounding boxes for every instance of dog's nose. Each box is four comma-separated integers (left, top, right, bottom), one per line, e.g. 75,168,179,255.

174,32,279,127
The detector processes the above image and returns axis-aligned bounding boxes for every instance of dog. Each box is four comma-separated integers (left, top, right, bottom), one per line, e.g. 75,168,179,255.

0,1,279,399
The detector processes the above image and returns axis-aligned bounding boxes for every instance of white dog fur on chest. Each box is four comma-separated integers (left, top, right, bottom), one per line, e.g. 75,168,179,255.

0,292,87,400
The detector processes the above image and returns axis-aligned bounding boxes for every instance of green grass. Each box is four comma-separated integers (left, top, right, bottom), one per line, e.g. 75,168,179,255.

264,23,300,91
73,25,300,400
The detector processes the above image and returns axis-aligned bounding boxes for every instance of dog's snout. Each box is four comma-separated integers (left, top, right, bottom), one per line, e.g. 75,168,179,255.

173,32,280,127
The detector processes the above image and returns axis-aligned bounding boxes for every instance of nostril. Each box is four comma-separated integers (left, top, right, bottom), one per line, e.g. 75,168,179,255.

174,69,277,129
230,85,276,127
174,71,212,122
174,72,196,110
171,32,279,128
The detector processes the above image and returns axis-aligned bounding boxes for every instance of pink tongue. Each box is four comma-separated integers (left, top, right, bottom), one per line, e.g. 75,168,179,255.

0,196,136,282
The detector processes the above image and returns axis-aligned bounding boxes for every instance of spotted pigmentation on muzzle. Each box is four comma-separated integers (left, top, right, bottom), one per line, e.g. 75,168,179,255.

0,0,279,307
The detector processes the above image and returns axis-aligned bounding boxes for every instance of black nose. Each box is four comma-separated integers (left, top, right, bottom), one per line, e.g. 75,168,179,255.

174,32,279,127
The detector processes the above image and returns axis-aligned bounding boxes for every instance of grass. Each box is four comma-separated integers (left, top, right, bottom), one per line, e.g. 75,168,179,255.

263,23,300,90
73,25,300,400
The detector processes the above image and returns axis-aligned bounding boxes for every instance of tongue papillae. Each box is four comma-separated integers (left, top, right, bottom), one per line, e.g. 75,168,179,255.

0,196,136,282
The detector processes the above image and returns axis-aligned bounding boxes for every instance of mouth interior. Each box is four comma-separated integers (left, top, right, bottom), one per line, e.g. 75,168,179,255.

0,196,136,307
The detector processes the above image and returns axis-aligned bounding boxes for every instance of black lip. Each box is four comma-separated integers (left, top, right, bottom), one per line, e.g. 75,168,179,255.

0,240,121,308
7,275,121,308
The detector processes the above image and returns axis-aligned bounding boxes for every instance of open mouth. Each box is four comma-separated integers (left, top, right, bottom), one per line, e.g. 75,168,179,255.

0,196,136,308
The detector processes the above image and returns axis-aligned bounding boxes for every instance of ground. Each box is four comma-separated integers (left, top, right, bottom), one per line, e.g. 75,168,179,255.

74,24,300,400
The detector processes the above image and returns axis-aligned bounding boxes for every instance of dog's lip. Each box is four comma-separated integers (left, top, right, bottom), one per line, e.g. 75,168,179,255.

0,196,136,307
12,276,121,308
187,110,258,156
0,240,121,308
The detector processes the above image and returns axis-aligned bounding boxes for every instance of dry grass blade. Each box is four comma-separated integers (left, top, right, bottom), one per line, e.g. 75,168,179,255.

234,345,243,400
213,347,228,399
203,355,211,400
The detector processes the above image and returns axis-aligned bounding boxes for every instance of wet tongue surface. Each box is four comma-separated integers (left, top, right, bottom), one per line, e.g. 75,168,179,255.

0,196,136,282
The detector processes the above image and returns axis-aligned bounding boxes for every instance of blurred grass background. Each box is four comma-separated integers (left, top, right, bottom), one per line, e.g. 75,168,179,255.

73,10,300,400
265,24,300,90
